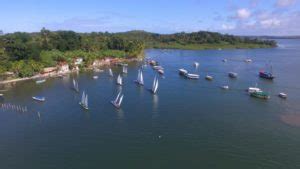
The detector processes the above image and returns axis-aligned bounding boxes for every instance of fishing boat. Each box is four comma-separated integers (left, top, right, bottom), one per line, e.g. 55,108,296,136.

72,79,79,92
111,91,124,109
179,69,188,75
185,73,199,79
116,74,123,85
79,91,89,110
32,96,46,102
194,62,199,67
151,76,159,94
122,66,128,74
109,68,113,77
278,92,287,99
205,75,213,80
250,91,270,99
221,85,229,90
157,69,164,75
134,69,144,85
228,72,238,78
36,79,46,84
259,65,275,80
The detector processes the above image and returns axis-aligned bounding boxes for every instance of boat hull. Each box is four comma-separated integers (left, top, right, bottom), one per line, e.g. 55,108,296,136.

111,101,121,109
259,72,275,80
79,102,89,110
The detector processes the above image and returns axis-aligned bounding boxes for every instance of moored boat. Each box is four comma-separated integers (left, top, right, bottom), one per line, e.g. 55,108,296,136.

93,76,98,79
185,73,199,79
179,69,188,75
245,59,252,63
194,62,199,67
36,79,46,84
32,96,46,102
221,85,229,90
205,75,213,80
116,74,123,85
259,64,275,80
134,69,144,85
278,92,287,99
250,91,270,99
157,69,164,75
228,72,238,78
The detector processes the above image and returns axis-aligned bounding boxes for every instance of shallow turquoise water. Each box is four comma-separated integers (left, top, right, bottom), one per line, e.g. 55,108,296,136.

0,39,300,169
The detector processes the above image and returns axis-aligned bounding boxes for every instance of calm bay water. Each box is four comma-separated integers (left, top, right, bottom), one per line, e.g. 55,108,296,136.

0,39,300,169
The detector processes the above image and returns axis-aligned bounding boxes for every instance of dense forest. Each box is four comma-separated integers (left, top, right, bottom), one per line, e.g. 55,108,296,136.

0,28,276,78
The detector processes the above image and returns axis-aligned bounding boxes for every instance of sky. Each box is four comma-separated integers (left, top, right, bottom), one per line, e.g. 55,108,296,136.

0,0,299,35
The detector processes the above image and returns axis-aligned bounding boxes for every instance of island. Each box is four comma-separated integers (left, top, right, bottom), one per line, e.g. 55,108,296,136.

0,28,276,83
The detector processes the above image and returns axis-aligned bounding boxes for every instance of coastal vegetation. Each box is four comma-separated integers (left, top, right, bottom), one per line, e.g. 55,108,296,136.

0,28,276,78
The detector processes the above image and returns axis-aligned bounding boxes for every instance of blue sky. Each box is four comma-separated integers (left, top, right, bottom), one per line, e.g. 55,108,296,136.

0,0,299,35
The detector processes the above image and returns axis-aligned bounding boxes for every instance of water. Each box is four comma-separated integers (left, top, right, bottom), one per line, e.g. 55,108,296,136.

0,39,300,169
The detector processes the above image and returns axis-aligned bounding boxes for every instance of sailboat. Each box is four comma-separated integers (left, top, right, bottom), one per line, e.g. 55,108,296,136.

122,66,128,74
72,79,79,92
109,68,113,77
151,76,159,94
116,74,123,85
79,91,89,110
134,69,144,85
111,91,124,108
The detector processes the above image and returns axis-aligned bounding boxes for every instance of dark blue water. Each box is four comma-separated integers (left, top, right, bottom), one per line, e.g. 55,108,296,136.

0,39,300,169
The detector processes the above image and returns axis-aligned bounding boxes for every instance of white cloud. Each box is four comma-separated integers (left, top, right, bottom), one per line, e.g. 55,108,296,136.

275,0,296,7
221,24,235,30
236,8,251,19
260,18,281,28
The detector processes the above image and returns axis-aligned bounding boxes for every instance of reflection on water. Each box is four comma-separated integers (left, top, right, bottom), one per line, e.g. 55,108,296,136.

116,108,124,121
280,113,300,127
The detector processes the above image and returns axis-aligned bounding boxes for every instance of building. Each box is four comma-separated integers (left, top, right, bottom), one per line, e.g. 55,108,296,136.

57,62,70,74
74,58,83,65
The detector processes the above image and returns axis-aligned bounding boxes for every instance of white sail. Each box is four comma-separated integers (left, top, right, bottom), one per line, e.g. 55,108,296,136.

114,92,121,103
109,68,113,77
117,95,124,106
81,91,85,104
122,66,127,73
154,78,159,93
73,79,76,88
140,70,144,85
85,94,88,108
117,74,122,85
152,76,156,91
152,77,159,94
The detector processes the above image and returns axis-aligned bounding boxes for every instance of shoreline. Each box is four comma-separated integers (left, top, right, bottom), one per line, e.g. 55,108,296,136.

0,57,142,85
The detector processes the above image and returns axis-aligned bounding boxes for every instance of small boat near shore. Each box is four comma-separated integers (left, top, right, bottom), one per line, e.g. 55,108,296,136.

153,66,164,70
32,96,46,102
122,66,128,74
93,76,98,79
36,79,46,84
278,93,287,99
228,72,238,78
111,91,124,109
